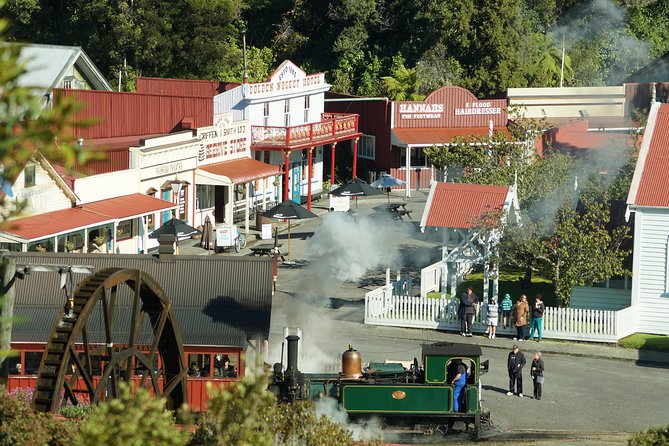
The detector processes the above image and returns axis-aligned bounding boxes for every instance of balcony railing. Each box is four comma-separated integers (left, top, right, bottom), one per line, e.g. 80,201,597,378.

251,113,359,149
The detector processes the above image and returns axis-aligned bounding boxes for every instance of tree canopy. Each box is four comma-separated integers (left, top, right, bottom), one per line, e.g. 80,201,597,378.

1,0,664,96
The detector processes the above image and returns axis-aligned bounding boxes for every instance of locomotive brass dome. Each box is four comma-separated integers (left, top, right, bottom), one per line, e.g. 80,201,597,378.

342,345,362,379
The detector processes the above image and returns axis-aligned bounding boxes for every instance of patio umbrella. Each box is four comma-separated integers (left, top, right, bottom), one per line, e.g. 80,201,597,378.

330,177,383,208
149,218,201,255
200,215,213,253
263,200,318,256
371,174,406,202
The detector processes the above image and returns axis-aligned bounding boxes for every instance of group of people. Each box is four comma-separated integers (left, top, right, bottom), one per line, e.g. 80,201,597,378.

458,287,546,342
507,344,545,400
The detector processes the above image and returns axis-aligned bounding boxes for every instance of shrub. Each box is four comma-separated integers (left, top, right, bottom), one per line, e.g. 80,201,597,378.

0,388,77,446
60,404,93,420
426,291,442,299
629,426,669,446
76,384,188,446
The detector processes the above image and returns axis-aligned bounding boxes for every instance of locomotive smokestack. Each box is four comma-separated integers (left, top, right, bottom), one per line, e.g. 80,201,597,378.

286,335,300,374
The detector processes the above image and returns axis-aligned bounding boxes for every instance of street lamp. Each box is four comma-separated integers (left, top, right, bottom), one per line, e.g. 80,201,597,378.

171,176,183,219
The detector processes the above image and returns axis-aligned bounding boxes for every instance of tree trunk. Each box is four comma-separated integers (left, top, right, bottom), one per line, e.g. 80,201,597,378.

0,256,16,385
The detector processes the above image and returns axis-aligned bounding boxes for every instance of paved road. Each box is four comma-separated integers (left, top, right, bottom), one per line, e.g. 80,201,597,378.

218,191,667,444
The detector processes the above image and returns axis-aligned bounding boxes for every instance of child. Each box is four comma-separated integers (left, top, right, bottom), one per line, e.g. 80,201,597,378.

487,296,499,339
500,293,513,328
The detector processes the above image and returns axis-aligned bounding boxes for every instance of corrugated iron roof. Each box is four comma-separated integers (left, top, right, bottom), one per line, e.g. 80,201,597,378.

198,158,281,185
0,194,176,241
423,183,509,228
5,252,273,347
630,103,669,207
393,127,509,146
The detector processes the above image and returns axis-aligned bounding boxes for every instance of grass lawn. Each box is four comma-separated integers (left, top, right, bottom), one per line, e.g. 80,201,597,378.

454,269,558,306
618,333,669,352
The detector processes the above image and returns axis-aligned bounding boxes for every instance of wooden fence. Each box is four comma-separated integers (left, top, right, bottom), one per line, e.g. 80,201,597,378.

365,288,631,343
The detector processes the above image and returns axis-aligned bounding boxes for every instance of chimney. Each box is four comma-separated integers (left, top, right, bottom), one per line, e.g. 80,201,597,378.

157,234,176,262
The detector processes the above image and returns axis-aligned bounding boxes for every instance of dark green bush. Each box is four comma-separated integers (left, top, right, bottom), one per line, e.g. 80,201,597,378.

60,404,93,420
629,426,669,446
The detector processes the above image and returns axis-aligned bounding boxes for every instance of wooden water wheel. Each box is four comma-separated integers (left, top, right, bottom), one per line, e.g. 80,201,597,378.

33,268,187,413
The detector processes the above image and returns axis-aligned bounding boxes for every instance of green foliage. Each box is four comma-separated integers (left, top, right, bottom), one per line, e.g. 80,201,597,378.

380,54,423,101
628,425,669,446
426,291,442,299
618,334,669,352
76,384,188,446
191,371,275,446
460,269,557,307
60,403,93,420
0,388,78,446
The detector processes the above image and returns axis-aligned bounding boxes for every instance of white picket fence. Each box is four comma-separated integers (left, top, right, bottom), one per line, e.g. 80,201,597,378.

365,287,635,343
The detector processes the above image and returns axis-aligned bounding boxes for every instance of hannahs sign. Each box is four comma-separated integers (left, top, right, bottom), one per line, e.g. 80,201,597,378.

394,86,507,128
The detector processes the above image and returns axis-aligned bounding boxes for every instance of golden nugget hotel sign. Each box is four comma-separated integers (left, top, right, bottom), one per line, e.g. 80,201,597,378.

246,73,325,96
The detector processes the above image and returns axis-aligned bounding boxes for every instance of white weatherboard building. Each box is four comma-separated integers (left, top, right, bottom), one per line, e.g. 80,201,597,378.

627,101,669,335
213,60,360,209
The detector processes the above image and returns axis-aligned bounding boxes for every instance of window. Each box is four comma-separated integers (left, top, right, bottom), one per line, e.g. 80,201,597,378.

7,354,21,375
263,102,270,126
284,99,290,127
357,135,376,160
196,185,215,209
24,351,43,375
304,96,310,122
214,353,238,378
188,353,212,378
116,219,134,240
399,147,428,168
24,164,36,187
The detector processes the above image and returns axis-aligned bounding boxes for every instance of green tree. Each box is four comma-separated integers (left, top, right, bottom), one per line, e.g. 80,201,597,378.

380,54,423,101
77,384,189,446
628,425,669,446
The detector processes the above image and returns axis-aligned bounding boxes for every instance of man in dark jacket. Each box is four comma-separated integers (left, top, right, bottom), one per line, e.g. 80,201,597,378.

459,287,478,337
530,352,545,400
529,294,546,342
507,344,526,397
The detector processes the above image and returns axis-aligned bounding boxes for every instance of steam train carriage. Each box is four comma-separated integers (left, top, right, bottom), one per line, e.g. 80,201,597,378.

270,336,490,435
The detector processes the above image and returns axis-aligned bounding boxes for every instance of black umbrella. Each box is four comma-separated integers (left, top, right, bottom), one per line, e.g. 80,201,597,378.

149,218,201,239
330,178,383,197
331,177,383,208
263,200,318,256
200,215,213,253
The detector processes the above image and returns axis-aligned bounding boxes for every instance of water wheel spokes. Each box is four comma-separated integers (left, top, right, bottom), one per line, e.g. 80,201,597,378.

34,268,187,413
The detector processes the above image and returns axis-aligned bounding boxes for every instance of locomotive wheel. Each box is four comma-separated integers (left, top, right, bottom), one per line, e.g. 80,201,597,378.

33,268,188,413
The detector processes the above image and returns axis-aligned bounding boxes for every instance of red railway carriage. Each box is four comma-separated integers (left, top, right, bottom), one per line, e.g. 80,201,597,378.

2,251,273,412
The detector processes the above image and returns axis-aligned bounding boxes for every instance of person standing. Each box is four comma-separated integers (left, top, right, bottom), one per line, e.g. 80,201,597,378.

530,352,545,400
450,359,468,412
500,293,513,328
459,287,478,337
513,294,530,341
507,344,526,397
486,296,499,339
529,294,546,342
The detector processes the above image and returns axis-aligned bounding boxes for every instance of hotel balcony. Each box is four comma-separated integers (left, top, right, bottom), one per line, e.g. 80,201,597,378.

251,113,360,150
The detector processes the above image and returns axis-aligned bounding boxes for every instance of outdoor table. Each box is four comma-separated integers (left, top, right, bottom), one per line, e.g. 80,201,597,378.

250,243,285,261
387,202,408,212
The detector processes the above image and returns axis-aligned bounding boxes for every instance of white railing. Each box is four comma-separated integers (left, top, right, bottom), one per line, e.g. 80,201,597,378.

420,263,441,296
365,288,629,342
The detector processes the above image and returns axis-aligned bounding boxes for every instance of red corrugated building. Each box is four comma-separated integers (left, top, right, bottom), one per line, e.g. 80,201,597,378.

136,77,239,97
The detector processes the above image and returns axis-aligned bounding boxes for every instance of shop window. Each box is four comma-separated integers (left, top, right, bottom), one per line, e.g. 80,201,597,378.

399,147,428,168
24,164,36,187
25,351,43,375
116,220,134,240
196,185,215,209
357,135,376,160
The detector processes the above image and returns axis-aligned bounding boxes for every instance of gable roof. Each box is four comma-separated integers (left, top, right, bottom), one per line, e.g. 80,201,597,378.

420,182,511,229
15,43,112,95
4,252,273,347
627,102,669,208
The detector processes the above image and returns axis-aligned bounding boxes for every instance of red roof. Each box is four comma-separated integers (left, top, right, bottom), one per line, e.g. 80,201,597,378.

393,127,509,145
423,183,509,228
630,103,669,207
0,194,176,241
198,158,281,184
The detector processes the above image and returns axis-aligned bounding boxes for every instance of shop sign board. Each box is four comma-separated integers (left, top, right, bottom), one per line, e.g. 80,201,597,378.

197,113,251,166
